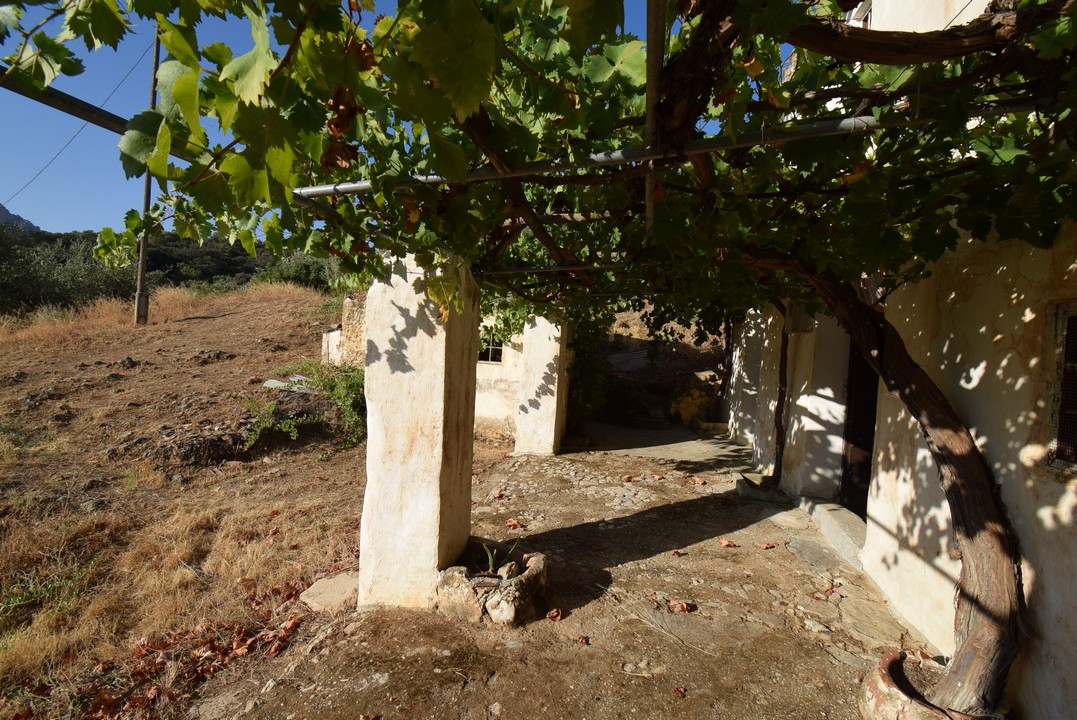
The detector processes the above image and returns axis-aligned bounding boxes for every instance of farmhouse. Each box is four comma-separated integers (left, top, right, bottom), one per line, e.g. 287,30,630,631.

724,3,1077,717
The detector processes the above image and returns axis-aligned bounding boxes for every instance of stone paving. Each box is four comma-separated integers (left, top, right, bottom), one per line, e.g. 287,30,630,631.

193,429,942,720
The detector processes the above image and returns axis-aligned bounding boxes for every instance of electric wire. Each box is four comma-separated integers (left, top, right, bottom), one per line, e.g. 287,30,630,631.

4,37,155,206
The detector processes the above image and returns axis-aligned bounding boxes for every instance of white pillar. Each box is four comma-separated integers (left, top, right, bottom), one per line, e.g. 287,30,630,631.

358,256,479,607
513,317,570,455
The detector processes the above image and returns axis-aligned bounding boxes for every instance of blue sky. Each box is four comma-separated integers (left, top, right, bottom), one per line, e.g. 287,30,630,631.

1,4,650,234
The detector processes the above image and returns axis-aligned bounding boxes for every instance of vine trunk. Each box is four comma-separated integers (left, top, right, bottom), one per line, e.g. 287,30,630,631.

803,269,1022,717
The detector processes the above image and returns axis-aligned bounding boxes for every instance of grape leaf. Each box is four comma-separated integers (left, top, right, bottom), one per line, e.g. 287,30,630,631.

410,2,495,120
582,40,645,90
220,154,271,206
118,110,165,178
557,0,622,53
428,129,469,181
0,5,22,44
157,16,200,69
63,0,129,51
220,4,275,105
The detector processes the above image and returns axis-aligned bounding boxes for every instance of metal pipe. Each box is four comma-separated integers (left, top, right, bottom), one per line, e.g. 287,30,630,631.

293,98,1038,200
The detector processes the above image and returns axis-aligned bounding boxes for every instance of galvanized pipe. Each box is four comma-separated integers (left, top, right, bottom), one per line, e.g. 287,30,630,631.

293,99,1036,200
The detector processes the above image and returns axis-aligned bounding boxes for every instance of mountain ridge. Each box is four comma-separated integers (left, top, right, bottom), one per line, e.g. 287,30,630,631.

0,203,39,232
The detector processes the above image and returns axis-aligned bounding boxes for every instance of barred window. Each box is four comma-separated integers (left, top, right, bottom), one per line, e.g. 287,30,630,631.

479,340,503,363
1056,308,1077,464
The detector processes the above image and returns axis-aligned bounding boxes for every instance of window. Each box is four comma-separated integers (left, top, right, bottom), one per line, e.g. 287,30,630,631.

1056,306,1077,464
479,340,503,363
845,1,872,29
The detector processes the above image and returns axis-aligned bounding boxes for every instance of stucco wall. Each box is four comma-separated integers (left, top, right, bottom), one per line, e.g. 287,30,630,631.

870,0,987,33
781,316,850,499
474,338,523,429
728,309,852,494
727,307,783,474
863,227,1077,718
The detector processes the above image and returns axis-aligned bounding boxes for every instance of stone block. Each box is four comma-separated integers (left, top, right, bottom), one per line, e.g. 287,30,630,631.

435,553,548,626
300,571,359,614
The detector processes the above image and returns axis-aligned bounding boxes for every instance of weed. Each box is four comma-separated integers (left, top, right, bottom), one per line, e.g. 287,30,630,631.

312,293,346,326
274,359,366,447
0,421,22,462
241,400,324,451
0,552,91,634
482,538,522,575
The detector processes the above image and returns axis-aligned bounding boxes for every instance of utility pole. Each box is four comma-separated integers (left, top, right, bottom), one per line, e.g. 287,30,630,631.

133,25,160,326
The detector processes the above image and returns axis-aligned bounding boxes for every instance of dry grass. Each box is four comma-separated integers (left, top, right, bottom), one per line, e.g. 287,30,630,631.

0,283,327,348
0,465,360,682
0,282,352,716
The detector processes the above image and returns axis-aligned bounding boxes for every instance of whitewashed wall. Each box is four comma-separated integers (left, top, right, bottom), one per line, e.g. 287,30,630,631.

865,227,1077,718
780,316,851,499
474,338,524,431
727,307,783,474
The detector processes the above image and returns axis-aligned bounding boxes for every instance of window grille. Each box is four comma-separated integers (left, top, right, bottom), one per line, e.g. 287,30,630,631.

1057,310,1077,463
479,340,504,363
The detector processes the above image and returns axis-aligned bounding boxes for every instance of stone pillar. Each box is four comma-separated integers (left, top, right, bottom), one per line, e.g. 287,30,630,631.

358,256,479,607
513,317,570,455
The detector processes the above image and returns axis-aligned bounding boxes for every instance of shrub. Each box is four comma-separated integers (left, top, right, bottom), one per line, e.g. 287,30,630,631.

254,254,340,293
274,360,367,448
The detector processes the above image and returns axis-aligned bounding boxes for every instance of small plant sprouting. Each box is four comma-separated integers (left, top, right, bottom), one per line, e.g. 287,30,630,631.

241,399,323,451
482,537,522,575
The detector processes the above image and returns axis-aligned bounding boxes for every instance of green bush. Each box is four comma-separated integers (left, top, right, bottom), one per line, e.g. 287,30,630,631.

0,227,139,314
241,400,325,451
254,254,340,292
279,360,367,447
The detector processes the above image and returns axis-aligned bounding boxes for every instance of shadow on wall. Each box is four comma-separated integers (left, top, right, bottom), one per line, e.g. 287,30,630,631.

364,290,441,375
519,358,557,415
864,231,1077,715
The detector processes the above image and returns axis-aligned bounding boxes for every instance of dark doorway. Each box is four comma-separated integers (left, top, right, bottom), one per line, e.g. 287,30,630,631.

840,340,878,519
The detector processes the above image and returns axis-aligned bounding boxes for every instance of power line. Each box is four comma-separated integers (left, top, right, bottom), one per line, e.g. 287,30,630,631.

4,38,155,206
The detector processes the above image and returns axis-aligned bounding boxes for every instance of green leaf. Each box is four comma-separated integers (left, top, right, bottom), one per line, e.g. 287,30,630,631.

94,225,138,268
170,65,206,146
219,4,275,105
381,54,453,122
155,59,188,122
557,0,622,53
118,110,165,178
265,142,295,190
1030,15,1075,59
582,40,645,90
0,5,22,44
8,32,85,89
262,214,284,255
148,114,172,179
157,16,200,68
973,135,1028,165
202,75,239,132
201,41,233,67
220,154,271,205
63,0,129,51
410,2,495,119
428,129,469,181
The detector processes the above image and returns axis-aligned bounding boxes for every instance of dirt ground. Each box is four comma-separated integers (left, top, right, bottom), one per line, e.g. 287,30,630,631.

0,286,935,720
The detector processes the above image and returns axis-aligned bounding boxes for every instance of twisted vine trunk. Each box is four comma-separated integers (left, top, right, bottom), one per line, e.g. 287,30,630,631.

804,270,1021,716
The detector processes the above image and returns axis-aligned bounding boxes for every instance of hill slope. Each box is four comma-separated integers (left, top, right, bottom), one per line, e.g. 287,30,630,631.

0,202,39,232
